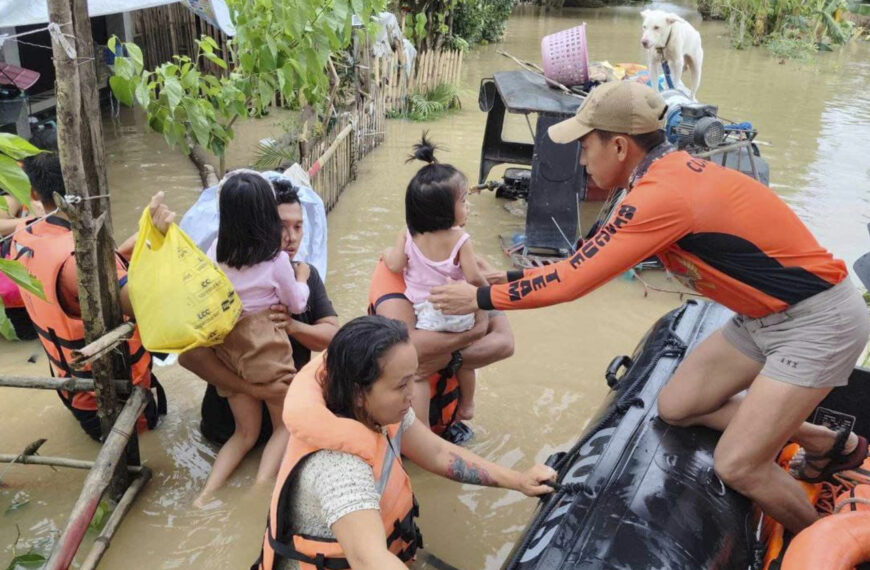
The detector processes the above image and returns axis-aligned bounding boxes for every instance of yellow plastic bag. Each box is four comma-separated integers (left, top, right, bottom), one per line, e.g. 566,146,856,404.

128,208,241,353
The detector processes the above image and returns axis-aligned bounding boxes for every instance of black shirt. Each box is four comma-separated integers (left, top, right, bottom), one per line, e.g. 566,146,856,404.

288,264,337,369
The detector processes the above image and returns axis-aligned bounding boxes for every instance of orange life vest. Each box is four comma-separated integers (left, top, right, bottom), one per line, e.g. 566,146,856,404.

255,353,421,570
11,216,163,435
781,511,870,569
367,259,460,435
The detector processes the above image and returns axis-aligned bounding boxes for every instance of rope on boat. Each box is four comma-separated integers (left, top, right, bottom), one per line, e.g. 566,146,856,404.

834,497,870,514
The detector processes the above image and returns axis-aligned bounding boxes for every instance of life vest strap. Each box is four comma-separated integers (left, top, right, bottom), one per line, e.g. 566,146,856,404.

429,368,459,428
368,292,409,316
385,496,423,551
266,519,351,570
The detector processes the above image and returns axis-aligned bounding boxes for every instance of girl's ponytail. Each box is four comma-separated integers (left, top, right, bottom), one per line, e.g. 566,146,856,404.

407,131,439,165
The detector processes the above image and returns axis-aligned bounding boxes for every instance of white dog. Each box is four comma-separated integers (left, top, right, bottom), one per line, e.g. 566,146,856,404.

640,9,704,98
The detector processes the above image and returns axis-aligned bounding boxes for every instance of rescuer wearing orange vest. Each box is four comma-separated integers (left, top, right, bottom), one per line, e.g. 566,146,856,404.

429,81,870,535
254,316,555,570
11,151,169,440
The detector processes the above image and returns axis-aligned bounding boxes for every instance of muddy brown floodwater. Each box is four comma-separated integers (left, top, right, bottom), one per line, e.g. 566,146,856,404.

2,3,869,568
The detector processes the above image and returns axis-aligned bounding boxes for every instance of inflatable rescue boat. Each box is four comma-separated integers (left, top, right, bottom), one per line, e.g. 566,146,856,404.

504,299,870,570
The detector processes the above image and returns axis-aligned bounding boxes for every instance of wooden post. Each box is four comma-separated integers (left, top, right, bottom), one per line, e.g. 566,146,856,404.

48,0,138,499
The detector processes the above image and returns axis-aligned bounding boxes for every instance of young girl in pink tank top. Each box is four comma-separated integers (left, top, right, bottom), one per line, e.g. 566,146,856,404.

383,135,488,420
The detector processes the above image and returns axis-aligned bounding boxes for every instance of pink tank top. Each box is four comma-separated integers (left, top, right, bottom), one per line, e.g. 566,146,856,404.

403,229,470,304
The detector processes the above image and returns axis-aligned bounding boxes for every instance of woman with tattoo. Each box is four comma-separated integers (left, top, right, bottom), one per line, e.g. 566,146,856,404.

254,316,556,570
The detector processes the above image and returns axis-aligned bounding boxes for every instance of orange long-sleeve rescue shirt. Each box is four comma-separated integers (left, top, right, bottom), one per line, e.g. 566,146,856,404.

479,150,847,318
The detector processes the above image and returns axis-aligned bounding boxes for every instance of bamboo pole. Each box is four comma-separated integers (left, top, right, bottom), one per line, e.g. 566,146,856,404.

70,322,135,370
417,50,424,92
430,50,437,89
45,387,149,570
0,454,145,473
48,0,137,487
307,123,354,179
0,376,131,393
435,49,444,87
79,467,152,570
456,50,463,86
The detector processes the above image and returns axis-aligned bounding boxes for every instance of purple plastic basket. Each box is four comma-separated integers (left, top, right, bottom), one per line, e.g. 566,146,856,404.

541,24,589,87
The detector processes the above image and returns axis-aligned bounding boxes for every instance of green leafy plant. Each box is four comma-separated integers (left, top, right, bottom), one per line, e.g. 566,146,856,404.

400,0,515,50
4,525,47,570
387,82,460,121
766,29,819,61
109,0,387,175
714,0,853,52
453,0,516,45
87,500,111,533
0,134,45,341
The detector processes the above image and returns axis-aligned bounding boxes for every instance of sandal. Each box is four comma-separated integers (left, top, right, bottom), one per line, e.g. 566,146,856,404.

789,428,869,484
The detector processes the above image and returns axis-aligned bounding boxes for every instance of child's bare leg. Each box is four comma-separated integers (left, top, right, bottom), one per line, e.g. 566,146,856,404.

256,396,289,483
195,392,261,507
456,367,476,420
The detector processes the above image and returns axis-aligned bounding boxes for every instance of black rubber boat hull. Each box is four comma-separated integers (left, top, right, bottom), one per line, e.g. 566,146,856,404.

505,299,870,570
503,300,756,570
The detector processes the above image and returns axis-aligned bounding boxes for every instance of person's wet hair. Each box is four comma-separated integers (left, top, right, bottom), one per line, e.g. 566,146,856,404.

323,315,410,425
29,127,59,152
594,129,666,153
405,132,466,235
272,178,300,206
216,171,283,269
21,151,64,208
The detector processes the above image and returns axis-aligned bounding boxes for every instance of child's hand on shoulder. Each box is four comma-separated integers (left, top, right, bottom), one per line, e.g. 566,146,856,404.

293,261,311,283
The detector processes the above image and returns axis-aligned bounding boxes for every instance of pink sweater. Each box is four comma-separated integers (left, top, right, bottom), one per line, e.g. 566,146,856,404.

208,243,309,315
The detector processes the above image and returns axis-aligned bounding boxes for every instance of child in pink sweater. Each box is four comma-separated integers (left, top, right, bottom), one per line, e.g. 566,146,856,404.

196,170,308,506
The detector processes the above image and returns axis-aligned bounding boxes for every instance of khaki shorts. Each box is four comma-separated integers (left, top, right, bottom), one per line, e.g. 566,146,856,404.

213,310,296,397
721,279,870,388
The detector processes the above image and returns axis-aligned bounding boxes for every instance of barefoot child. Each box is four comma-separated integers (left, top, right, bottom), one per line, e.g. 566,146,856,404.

383,135,487,420
196,170,309,505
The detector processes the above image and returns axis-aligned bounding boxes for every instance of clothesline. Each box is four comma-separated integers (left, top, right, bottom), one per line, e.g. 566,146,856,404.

0,193,112,245
0,22,78,60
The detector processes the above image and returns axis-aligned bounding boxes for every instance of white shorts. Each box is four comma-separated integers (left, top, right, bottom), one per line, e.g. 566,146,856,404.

414,301,475,333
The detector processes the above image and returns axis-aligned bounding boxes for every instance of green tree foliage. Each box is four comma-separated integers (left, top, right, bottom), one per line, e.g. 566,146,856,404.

453,0,517,45
0,134,45,340
710,0,854,54
109,0,387,172
400,0,516,50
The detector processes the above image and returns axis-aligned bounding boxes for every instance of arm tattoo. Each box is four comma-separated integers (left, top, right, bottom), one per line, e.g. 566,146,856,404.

447,453,495,486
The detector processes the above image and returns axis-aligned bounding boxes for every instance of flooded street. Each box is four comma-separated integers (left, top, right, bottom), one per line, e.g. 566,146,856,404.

3,3,870,568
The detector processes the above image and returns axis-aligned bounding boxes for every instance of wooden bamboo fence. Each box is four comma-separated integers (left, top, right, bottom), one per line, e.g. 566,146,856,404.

132,3,230,76
298,45,463,212
382,48,464,114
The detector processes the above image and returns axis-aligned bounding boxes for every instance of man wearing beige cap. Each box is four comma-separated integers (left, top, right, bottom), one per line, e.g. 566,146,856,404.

430,80,869,534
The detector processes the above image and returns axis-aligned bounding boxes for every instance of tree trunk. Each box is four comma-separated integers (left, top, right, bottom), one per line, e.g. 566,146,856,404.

47,0,138,499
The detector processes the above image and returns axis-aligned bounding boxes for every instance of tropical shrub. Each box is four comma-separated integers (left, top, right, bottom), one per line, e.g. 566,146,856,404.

706,0,854,55
386,82,460,121
109,0,388,174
